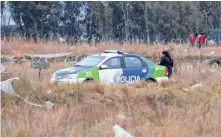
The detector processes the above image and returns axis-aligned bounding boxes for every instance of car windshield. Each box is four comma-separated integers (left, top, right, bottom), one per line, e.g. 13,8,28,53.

74,56,105,67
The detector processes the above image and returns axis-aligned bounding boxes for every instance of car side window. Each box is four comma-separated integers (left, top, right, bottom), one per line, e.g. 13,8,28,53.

103,57,122,69
124,56,142,68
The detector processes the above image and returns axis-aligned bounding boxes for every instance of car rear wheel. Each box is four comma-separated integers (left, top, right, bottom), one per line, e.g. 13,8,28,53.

146,78,157,83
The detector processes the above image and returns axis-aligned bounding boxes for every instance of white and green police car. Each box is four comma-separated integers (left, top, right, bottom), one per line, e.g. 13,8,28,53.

50,50,168,84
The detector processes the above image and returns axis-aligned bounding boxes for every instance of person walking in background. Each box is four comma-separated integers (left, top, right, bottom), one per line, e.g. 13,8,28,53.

189,33,198,47
159,50,174,78
198,33,206,49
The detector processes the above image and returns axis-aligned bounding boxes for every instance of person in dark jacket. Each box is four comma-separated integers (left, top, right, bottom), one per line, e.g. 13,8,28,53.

159,50,174,78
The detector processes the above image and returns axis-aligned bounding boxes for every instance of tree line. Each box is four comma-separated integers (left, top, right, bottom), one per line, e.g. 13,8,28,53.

1,1,221,45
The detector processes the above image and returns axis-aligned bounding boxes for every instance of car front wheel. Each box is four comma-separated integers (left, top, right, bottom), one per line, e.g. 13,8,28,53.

83,79,93,83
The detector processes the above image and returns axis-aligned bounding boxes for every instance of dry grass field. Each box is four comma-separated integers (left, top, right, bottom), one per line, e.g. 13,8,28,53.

1,38,221,57
1,40,221,137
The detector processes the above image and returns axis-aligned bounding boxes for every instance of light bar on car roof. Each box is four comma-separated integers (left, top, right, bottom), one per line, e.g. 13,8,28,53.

104,50,124,54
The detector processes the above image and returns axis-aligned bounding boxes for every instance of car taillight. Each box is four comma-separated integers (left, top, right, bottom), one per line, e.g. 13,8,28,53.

165,67,168,76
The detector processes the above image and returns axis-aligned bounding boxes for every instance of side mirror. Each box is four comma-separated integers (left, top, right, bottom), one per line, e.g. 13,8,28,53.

100,64,108,69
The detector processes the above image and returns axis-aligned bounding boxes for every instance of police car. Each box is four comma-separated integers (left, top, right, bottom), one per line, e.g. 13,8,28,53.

50,50,168,84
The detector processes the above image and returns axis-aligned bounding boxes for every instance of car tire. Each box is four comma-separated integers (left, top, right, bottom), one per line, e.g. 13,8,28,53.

83,79,93,83
146,78,157,83
209,58,221,67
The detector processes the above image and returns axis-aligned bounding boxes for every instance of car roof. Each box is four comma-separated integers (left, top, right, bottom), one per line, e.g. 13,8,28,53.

90,50,143,59
92,53,143,58
92,53,124,57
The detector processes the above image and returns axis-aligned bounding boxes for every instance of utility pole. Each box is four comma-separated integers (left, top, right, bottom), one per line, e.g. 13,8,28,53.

219,26,221,44
144,1,150,44
122,2,129,43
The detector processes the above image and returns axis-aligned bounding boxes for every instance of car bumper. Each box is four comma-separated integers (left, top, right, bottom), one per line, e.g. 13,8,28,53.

155,77,168,83
50,77,85,84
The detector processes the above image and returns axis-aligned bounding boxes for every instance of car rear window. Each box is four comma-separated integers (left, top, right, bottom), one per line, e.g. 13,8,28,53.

124,56,142,68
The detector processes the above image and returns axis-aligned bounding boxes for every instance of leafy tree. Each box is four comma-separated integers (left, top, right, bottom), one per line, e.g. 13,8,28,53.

4,1,221,44
108,2,125,44
8,1,61,43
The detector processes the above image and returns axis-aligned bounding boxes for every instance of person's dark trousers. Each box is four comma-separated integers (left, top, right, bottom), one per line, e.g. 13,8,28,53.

199,44,201,49
168,67,172,78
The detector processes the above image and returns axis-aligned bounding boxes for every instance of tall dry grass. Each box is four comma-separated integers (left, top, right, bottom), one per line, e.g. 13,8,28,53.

1,39,221,136
1,48,221,137
1,39,221,58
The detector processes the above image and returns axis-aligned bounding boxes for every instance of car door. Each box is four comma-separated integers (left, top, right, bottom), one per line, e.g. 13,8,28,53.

99,57,123,84
121,55,148,84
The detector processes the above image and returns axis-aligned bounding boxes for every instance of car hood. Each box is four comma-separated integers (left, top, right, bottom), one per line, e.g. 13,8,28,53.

55,66,91,76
